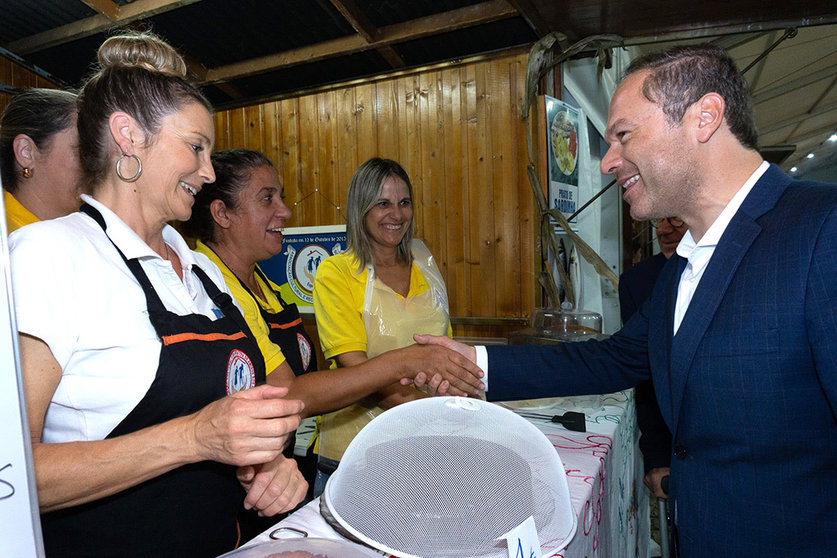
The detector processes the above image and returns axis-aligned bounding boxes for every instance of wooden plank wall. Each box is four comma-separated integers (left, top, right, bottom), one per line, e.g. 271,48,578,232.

0,57,59,114
214,52,537,339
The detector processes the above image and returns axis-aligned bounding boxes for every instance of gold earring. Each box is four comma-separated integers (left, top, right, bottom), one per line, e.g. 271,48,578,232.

22,167,32,178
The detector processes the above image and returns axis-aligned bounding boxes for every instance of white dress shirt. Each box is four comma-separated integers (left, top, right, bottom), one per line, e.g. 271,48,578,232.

673,161,769,333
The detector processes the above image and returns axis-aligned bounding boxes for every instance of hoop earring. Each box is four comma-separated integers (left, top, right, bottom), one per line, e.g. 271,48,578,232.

116,153,142,183
22,167,32,179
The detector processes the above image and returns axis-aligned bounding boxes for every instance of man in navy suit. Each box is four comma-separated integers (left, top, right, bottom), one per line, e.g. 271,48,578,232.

419,44,837,556
620,216,687,500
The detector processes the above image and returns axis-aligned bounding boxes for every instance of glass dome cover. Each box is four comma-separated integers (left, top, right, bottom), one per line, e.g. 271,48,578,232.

530,301,602,335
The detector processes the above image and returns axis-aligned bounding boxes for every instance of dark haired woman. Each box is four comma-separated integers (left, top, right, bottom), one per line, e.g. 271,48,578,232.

0,88,83,232
182,149,482,488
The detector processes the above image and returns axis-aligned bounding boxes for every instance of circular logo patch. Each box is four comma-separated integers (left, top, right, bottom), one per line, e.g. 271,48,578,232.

226,349,256,394
297,332,312,371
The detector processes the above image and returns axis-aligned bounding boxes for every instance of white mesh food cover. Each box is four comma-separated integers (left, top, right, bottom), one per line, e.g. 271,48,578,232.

320,397,576,558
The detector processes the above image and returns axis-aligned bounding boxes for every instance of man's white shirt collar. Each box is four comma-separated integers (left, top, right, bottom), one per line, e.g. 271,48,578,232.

672,161,770,333
676,161,770,258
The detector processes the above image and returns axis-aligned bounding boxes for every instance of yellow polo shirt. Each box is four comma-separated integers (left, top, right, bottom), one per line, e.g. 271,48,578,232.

4,189,39,233
195,241,287,374
312,250,451,365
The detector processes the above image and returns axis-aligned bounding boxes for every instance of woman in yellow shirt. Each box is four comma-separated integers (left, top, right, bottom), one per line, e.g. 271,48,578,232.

312,157,452,488
182,150,481,498
0,88,83,232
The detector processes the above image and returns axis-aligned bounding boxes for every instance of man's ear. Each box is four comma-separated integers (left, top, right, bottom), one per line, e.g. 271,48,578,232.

210,199,232,229
694,92,725,143
12,134,37,168
107,111,143,154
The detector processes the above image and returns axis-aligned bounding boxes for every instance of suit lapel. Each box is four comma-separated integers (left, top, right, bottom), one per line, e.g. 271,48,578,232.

666,164,790,426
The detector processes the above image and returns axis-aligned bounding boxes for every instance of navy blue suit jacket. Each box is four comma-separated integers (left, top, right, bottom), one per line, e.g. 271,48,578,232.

487,165,837,556
619,252,672,472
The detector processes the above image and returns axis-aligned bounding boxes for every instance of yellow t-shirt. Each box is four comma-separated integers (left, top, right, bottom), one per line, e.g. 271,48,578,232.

4,189,39,234
312,250,451,365
195,241,287,374
312,249,451,461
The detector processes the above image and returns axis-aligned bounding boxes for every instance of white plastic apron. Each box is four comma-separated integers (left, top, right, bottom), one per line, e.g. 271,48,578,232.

319,239,449,462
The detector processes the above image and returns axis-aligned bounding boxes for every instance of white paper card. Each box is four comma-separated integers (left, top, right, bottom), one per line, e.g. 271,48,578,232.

497,515,542,558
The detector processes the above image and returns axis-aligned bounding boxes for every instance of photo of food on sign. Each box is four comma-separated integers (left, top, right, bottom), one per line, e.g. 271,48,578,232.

551,109,578,176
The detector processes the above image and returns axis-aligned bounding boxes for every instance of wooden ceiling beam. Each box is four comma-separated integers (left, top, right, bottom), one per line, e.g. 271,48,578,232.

376,46,407,68
5,0,204,55
81,0,119,21
329,0,406,68
329,0,378,43
202,0,517,85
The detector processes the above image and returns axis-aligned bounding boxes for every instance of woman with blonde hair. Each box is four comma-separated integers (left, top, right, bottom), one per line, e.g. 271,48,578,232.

312,157,452,490
182,150,484,506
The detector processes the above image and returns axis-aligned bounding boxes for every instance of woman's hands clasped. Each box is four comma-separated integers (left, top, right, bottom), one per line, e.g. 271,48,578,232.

237,456,308,516
191,384,308,514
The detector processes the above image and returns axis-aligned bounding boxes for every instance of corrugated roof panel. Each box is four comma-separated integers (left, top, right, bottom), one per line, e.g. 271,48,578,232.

361,0,487,27
24,34,104,89
397,18,535,67
208,49,391,106
149,0,356,68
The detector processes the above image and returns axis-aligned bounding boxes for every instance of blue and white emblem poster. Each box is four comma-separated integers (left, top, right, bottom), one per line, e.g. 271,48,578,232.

258,225,346,313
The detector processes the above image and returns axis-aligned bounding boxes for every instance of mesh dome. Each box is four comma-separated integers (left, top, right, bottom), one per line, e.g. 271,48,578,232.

321,397,576,558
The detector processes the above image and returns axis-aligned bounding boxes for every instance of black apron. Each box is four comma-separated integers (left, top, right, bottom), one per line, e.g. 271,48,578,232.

234,265,320,532
246,266,317,377
41,204,267,558
203,247,319,540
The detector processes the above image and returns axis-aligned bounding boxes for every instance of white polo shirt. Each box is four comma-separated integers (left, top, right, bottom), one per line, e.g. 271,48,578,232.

9,195,237,443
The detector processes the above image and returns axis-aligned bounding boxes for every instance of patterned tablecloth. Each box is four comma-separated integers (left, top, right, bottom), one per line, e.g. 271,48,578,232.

234,390,649,558
526,390,649,558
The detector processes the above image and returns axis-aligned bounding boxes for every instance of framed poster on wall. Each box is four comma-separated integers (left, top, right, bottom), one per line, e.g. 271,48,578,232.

545,95,581,225
258,225,347,313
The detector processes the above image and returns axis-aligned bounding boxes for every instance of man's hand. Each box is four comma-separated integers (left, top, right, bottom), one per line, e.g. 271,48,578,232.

405,335,480,396
644,466,670,499
414,334,477,362
393,335,483,396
